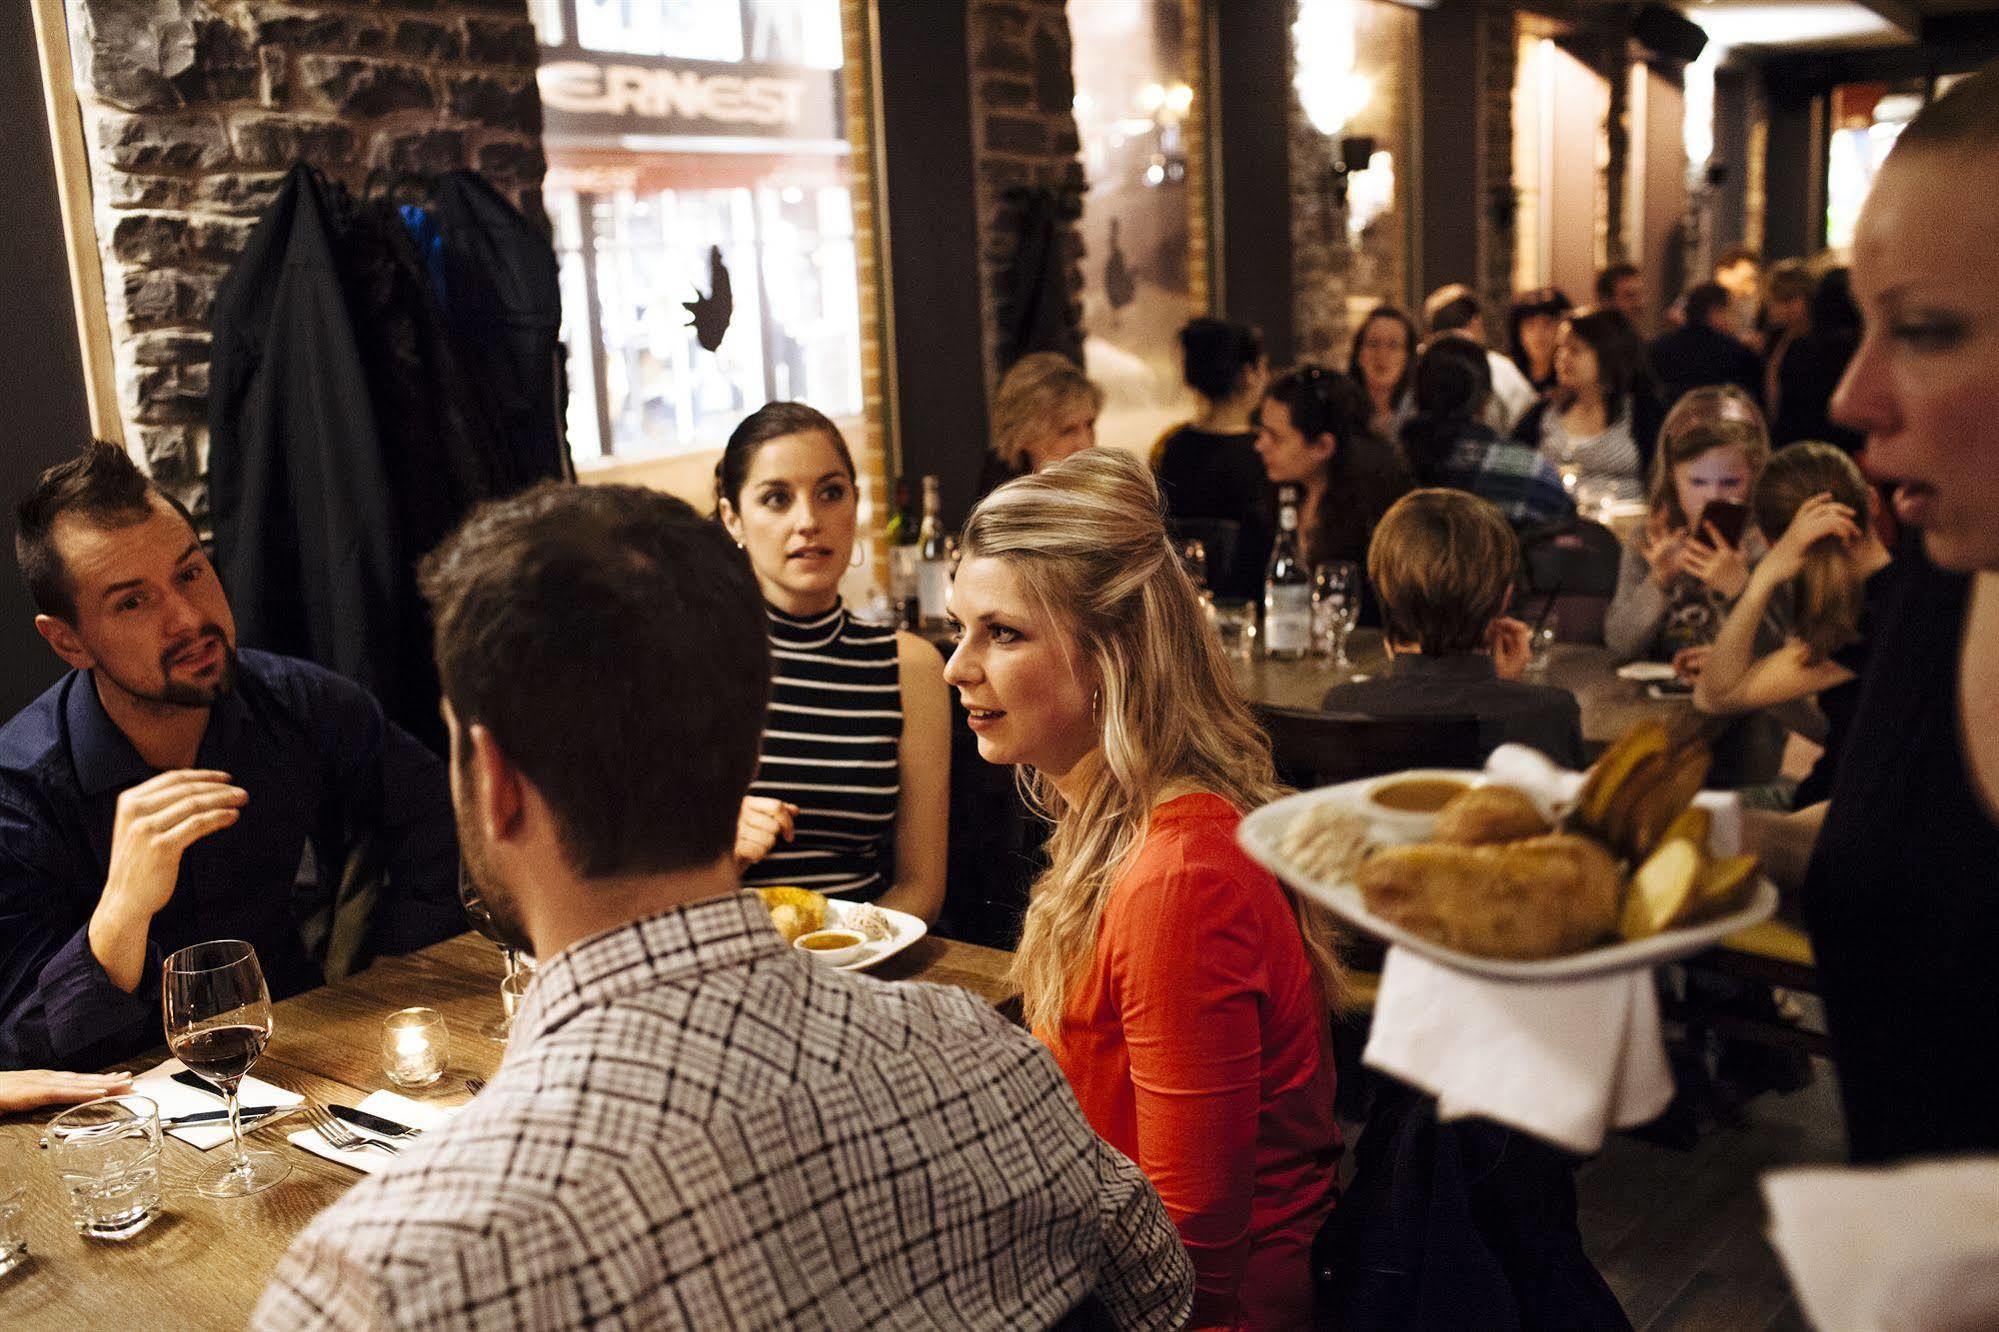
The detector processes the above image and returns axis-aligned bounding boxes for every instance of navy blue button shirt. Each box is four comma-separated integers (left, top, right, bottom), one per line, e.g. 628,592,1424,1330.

0,649,459,1070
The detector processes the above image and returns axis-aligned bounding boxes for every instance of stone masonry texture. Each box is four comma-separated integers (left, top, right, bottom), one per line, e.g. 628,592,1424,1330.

64,0,546,513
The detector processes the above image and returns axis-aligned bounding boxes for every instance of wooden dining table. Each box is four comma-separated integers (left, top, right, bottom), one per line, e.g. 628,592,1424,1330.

0,929,1016,1330
1230,629,1691,751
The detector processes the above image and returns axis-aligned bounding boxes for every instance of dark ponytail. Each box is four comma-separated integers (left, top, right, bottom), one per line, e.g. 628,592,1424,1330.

1398,336,1491,483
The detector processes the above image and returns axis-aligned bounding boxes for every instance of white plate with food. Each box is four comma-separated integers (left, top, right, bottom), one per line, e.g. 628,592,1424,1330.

1615,661,1681,684
1236,724,1777,981
755,888,928,972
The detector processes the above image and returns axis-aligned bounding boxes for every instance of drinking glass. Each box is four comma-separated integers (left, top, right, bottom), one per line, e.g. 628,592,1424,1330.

162,940,289,1198
461,866,526,1044
1526,622,1558,676
47,1096,163,1237
1311,562,1361,668
0,1136,26,1272
1178,538,1209,592
1212,601,1258,663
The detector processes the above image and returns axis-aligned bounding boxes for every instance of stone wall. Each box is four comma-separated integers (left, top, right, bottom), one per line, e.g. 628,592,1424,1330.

966,0,1087,382
64,0,546,511
1479,0,1521,320
1291,0,1420,367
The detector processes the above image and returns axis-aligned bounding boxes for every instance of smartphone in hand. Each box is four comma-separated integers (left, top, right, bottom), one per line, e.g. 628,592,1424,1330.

1698,499,1751,548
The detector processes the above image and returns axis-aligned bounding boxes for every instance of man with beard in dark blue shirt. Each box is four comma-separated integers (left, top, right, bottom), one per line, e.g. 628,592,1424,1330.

0,442,458,1070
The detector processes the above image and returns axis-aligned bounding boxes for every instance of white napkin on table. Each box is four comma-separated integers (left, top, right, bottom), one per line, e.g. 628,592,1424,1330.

1763,1159,1999,1332
1362,948,1673,1154
286,1089,458,1175
134,1057,305,1151
1357,743,1742,1155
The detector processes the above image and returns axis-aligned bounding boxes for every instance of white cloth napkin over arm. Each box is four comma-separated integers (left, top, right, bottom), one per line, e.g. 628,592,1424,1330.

1362,948,1673,1155
1764,1159,1999,1332
133,1058,306,1151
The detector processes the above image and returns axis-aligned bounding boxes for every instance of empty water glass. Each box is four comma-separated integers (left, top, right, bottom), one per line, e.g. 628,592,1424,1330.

1526,622,1558,676
1212,601,1258,662
48,1096,162,1240
1311,562,1361,668
0,1139,26,1277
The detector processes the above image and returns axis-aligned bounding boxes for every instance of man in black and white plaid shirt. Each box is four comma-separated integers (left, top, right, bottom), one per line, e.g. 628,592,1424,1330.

252,484,1193,1330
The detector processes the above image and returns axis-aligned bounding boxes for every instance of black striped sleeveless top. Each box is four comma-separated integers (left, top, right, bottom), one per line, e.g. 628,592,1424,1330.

741,602,902,901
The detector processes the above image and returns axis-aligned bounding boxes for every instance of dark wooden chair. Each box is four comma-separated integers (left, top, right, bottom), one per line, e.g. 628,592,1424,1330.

1517,517,1623,644
1254,706,1486,790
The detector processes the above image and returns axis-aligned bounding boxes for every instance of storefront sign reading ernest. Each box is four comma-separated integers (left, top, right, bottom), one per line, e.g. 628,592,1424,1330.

537,50,842,145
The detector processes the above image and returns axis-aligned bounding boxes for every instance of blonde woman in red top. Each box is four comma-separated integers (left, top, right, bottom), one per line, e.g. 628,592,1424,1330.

944,448,1343,1330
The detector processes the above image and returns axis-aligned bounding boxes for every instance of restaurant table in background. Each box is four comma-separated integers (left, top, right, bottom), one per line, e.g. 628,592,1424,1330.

0,928,1015,1330
1231,629,1691,754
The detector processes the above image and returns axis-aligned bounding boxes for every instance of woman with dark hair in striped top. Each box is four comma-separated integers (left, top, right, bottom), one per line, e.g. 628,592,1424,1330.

716,402,950,920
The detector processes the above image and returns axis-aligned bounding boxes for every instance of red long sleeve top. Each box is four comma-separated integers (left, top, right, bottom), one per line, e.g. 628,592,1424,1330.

1039,794,1341,1329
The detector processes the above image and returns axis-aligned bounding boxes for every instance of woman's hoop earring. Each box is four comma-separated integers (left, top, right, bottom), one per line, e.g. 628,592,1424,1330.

850,543,866,569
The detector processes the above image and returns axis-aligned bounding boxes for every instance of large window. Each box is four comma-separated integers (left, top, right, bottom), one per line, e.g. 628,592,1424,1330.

534,0,864,464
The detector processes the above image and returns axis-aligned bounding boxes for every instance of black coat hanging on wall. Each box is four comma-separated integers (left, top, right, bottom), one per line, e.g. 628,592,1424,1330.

208,164,569,753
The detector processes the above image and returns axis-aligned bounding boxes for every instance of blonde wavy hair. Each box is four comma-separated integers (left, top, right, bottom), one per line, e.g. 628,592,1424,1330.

962,449,1345,1036
991,353,1104,472
1754,442,1874,663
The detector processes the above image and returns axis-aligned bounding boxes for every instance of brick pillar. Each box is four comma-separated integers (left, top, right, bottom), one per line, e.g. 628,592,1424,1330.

967,0,1087,385
63,0,547,515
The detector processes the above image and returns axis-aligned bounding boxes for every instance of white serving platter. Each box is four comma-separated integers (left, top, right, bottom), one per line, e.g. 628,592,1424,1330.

1237,779,1778,982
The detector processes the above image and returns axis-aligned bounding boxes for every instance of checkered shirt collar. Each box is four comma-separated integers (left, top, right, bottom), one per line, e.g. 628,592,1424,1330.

513,891,788,1046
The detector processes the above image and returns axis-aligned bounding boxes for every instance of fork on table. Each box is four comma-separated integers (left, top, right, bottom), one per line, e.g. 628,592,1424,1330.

302,1104,400,1156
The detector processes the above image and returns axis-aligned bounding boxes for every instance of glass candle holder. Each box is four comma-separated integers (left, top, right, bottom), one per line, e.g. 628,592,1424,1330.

381,1008,448,1089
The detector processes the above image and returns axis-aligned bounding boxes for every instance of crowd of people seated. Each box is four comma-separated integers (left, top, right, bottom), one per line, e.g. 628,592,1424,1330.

1,55,1995,1332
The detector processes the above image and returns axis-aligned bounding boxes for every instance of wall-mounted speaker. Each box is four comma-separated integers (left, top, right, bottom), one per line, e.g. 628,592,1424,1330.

1633,4,1708,64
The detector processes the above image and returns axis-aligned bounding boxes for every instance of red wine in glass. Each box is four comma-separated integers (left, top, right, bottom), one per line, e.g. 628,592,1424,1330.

174,1024,270,1085
162,940,290,1199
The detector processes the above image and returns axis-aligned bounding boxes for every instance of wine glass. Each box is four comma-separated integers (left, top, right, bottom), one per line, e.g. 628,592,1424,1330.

162,940,289,1198
460,866,523,1043
1311,561,1361,669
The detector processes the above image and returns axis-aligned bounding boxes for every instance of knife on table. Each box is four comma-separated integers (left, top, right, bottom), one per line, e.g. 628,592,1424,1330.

41,1104,298,1147
329,1103,424,1138
162,1106,300,1130
171,1068,285,1116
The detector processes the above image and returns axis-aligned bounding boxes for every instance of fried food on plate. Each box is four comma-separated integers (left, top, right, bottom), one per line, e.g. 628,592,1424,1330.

1621,838,1703,939
1356,833,1621,961
1695,854,1760,915
1618,744,1713,863
755,886,827,944
1432,785,1550,846
1281,800,1377,883
1574,720,1668,831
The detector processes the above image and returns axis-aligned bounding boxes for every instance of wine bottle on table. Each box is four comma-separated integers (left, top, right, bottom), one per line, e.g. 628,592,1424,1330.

1264,485,1312,660
916,475,949,628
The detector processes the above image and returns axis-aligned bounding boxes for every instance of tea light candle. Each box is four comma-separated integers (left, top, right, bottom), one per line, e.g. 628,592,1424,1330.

381,1007,447,1088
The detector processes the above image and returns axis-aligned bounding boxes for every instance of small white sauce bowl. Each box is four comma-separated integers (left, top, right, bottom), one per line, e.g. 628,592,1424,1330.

794,929,867,967
1358,769,1482,845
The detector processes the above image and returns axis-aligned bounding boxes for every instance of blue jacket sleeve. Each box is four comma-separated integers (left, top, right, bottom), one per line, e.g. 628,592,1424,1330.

0,819,159,1071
